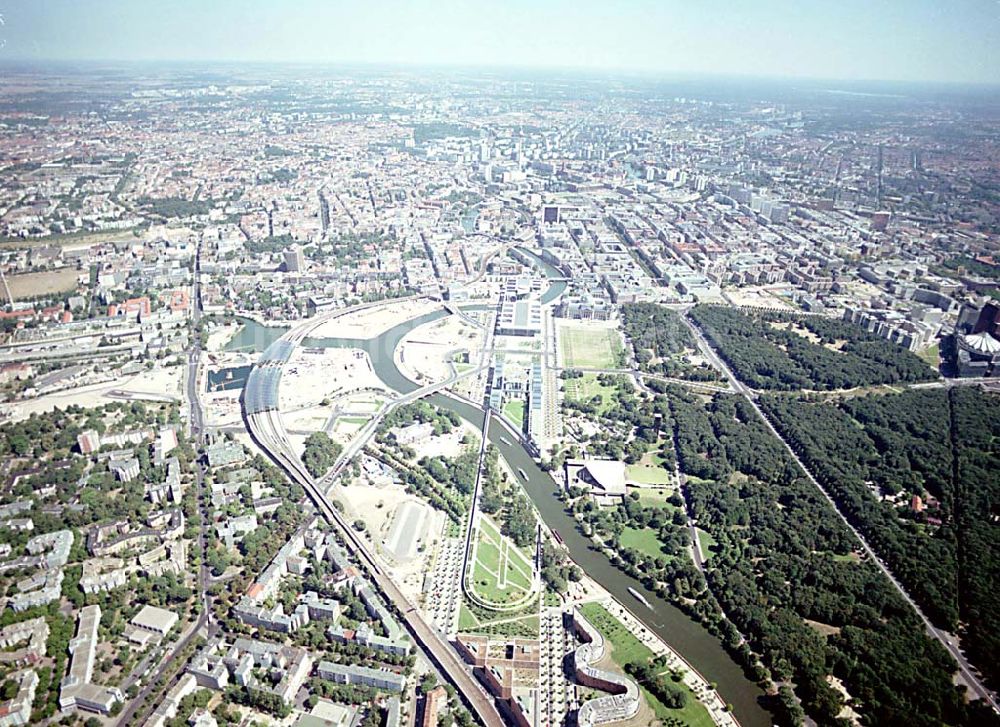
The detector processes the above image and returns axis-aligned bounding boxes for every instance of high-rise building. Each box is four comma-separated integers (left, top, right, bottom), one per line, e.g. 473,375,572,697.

318,192,330,235
283,246,305,273
870,210,891,231
973,302,1000,336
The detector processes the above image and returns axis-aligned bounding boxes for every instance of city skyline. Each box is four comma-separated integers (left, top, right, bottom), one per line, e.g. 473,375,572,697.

0,7,999,727
1,0,998,85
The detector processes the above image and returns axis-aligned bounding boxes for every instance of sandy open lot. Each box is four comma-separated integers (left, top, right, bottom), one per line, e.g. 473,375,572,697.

279,347,388,411
309,298,442,339
7,267,84,300
330,472,449,601
279,347,393,453
725,285,797,310
205,321,243,352
396,314,483,385
1,363,184,422
202,388,244,428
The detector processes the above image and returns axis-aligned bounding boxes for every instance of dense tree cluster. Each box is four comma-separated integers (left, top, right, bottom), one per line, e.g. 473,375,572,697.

620,302,720,381
137,196,211,218
666,387,991,726
499,493,536,549
306,678,379,705
225,685,291,718
575,382,991,725
418,450,478,499
373,446,475,524
563,375,671,465
302,431,343,478
621,302,694,361
26,605,72,721
164,690,212,727
951,388,1000,694
378,401,459,439
412,123,479,144
626,658,688,709
689,305,936,390
225,455,305,573
762,387,1000,693
538,541,580,593
478,447,504,514
935,255,1000,280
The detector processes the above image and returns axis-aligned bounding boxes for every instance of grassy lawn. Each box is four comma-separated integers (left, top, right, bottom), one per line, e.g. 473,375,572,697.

476,538,501,574
463,611,540,639
639,449,670,468
458,603,480,631
471,517,534,607
503,398,525,428
479,516,501,539
500,541,534,591
560,325,623,369
918,343,940,367
619,527,664,559
339,416,369,425
578,602,714,727
696,527,716,560
684,475,716,486
472,559,512,603
630,487,681,513
579,602,653,665
505,538,534,573
626,464,673,485
643,682,716,727
564,374,617,414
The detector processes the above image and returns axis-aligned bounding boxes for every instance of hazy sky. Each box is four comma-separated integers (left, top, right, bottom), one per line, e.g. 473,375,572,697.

1,0,998,84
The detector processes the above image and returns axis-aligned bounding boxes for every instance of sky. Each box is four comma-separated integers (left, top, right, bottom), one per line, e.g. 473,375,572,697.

0,0,998,84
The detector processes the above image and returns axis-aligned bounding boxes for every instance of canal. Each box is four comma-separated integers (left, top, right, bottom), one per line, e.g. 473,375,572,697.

207,365,252,392
224,317,290,353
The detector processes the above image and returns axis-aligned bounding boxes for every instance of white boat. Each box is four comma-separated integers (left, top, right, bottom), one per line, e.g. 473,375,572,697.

500,437,512,446
517,467,527,481
628,587,653,609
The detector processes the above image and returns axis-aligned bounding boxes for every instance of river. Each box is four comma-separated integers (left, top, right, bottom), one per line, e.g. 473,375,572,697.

233,279,769,725
305,316,768,726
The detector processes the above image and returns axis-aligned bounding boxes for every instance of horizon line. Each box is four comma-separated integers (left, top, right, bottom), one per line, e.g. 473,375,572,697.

0,56,998,90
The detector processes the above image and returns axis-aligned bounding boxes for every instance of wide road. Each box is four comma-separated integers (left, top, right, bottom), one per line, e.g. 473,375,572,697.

681,311,1000,714
318,364,485,489
118,246,217,726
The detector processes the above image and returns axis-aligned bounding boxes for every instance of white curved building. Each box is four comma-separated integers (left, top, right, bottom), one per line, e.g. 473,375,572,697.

957,331,1000,376
571,608,641,727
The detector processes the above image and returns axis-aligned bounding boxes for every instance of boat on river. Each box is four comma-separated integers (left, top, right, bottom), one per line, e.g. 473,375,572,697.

628,586,653,609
